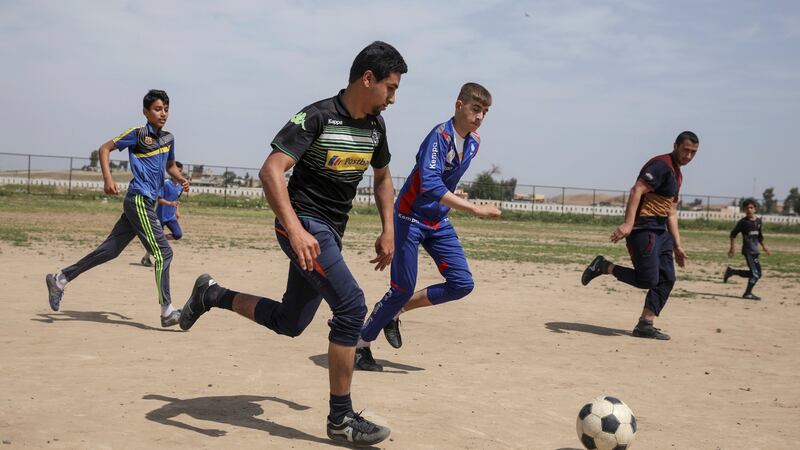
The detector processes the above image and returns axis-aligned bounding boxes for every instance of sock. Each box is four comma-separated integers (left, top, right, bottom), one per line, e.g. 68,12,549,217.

393,308,404,320
638,317,653,326
328,393,352,424
214,288,237,310
356,338,370,349
161,303,175,317
600,260,613,274
56,272,68,290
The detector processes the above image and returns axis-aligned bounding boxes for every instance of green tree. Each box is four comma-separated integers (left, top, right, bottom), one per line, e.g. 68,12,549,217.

783,187,800,215
762,187,777,214
463,165,515,201
222,171,237,187
89,150,99,168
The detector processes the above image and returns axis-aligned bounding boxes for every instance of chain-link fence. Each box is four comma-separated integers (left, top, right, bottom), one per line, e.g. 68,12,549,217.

2,151,798,224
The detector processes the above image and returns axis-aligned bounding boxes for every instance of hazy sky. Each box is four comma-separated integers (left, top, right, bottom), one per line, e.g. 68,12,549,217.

1,0,798,199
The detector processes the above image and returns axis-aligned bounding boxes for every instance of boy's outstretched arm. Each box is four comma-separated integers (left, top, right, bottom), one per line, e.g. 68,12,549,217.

439,191,501,218
98,141,119,195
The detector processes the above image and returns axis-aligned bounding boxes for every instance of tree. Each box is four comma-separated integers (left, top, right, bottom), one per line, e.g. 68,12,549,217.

222,171,237,187
783,187,800,215
89,150,99,168
462,165,516,201
762,187,777,214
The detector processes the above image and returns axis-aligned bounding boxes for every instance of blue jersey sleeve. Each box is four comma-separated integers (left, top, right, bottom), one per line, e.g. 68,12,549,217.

168,140,175,161
418,131,449,202
638,160,669,191
112,127,139,151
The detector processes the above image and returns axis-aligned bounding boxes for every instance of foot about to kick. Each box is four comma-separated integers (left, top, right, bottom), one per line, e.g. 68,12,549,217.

327,411,391,447
383,318,402,349
355,347,383,372
723,267,733,283
45,273,64,312
581,255,607,286
179,274,217,331
160,309,182,327
141,255,153,267
742,293,761,301
632,321,671,340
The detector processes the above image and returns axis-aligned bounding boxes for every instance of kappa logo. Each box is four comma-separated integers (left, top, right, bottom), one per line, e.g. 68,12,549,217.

327,118,343,126
290,112,307,130
644,172,654,181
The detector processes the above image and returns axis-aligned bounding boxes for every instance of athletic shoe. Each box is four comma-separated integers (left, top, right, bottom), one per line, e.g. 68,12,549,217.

141,255,153,267
723,267,733,283
179,274,217,331
742,293,761,301
45,273,64,312
632,321,671,340
354,347,383,372
160,309,182,327
581,255,607,286
327,411,390,447
383,318,402,348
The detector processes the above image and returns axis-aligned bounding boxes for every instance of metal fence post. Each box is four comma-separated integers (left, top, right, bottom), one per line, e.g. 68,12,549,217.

706,195,711,219
561,187,565,214
224,167,229,206
68,157,73,196
592,189,596,217
27,155,31,194
531,185,536,215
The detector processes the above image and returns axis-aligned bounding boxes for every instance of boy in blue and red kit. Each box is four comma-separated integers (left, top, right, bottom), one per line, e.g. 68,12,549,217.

141,161,185,267
355,83,501,371
723,199,770,300
581,131,699,341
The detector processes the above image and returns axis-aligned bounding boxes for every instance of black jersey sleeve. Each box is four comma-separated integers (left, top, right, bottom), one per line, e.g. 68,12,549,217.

638,159,669,191
270,106,323,161
730,219,743,239
370,115,391,169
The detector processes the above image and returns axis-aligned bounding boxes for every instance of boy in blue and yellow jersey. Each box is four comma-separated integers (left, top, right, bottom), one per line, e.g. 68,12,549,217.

355,83,501,372
46,90,189,327
581,131,699,340
177,42,406,446
141,161,186,267
723,199,770,300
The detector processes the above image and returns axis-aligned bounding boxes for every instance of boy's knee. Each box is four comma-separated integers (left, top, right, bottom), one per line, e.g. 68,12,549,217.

635,274,659,290
452,279,475,299
172,232,183,240
329,295,367,346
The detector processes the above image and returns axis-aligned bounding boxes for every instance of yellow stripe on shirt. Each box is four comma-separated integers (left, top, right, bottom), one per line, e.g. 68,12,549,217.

133,145,171,159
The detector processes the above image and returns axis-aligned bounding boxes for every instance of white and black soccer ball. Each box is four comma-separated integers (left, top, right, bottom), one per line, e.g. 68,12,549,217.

576,396,637,450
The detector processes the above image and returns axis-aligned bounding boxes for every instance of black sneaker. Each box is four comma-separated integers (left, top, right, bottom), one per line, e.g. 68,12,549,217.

383,318,402,348
327,411,390,447
45,273,64,312
632,321,671,340
179,274,217,331
355,347,383,372
160,309,182,327
581,255,607,286
723,267,733,283
742,293,761,301
141,255,153,267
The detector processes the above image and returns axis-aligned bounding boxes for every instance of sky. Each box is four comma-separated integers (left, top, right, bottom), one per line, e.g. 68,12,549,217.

1,0,798,200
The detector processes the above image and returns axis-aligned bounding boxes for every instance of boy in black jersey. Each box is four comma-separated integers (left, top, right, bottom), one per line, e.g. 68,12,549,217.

724,199,770,300
179,41,406,447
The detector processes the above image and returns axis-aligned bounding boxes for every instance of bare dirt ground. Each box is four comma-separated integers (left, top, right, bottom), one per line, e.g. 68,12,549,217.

1,209,798,449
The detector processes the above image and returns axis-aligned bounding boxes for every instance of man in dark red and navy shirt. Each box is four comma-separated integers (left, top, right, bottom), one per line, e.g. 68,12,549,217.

581,131,699,340
724,199,770,300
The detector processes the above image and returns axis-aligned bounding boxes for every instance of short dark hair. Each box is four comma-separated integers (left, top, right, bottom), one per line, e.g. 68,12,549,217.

742,198,758,209
675,130,699,147
143,89,169,109
458,82,492,107
348,41,407,83
175,161,183,170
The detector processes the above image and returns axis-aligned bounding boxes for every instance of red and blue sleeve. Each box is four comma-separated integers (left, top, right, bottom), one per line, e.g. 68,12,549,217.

418,132,449,202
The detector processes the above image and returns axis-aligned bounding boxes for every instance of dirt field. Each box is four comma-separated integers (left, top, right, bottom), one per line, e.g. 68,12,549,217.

1,204,798,449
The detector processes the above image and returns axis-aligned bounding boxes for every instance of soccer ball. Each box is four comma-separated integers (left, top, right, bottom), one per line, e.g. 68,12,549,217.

576,396,637,450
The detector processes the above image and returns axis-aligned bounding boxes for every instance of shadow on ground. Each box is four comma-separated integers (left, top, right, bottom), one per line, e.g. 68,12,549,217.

545,322,631,337
309,353,425,374
143,394,363,447
32,310,180,332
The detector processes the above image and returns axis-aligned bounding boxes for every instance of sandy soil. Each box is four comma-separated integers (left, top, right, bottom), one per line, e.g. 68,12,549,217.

1,213,798,449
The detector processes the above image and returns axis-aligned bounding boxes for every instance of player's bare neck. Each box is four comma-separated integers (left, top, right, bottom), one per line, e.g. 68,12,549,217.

340,88,367,119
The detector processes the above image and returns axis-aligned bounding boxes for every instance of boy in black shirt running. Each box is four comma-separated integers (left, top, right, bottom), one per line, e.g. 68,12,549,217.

724,199,770,300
